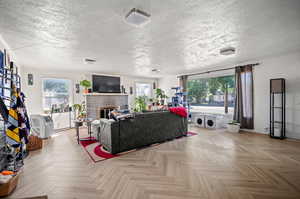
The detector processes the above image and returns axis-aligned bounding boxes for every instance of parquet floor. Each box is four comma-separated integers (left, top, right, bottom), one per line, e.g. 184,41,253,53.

7,125,300,199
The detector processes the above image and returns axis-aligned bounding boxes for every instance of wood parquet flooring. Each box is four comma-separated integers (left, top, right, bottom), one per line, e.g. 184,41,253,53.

7,125,300,199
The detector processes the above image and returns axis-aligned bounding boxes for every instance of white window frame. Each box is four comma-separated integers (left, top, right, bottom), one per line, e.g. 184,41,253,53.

135,82,153,98
42,78,72,112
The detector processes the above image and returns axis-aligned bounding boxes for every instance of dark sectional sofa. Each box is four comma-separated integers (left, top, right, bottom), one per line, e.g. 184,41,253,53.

98,111,188,154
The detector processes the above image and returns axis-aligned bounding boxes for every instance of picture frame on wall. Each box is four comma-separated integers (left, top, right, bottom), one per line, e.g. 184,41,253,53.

4,49,10,67
0,50,3,68
130,86,133,95
28,73,33,86
75,83,80,93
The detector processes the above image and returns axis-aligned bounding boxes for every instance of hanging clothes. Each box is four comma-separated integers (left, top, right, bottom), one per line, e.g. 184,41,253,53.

17,92,30,144
0,97,8,122
20,92,30,131
5,88,21,146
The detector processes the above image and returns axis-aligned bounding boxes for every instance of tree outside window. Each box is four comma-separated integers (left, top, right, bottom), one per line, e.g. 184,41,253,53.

188,75,235,114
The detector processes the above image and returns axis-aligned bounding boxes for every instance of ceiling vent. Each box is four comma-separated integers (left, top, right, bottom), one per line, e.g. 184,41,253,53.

125,8,151,27
220,47,236,56
84,58,96,64
151,68,161,73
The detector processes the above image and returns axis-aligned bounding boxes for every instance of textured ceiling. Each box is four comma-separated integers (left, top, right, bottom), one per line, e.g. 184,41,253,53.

0,0,300,77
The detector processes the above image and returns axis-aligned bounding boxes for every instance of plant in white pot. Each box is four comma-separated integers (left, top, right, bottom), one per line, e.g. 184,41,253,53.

227,120,240,133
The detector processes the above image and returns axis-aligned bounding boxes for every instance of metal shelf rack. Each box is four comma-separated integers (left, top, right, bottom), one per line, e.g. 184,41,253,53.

270,78,286,139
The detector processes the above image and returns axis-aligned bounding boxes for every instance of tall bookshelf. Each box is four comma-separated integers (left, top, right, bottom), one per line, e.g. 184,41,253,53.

269,78,286,139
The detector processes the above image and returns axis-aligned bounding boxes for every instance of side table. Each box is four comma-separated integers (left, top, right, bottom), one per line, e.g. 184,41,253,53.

74,119,94,144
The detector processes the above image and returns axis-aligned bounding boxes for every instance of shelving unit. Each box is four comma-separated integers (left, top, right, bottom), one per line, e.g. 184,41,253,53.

270,78,286,139
0,61,22,172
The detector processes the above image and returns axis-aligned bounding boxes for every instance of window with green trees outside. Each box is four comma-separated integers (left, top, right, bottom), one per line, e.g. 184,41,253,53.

187,75,235,114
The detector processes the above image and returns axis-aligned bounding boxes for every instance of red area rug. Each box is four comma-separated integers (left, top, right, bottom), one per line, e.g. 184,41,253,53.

80,132,197,162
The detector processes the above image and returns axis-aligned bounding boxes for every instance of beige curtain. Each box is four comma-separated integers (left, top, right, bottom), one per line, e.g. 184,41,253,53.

234,65,254,129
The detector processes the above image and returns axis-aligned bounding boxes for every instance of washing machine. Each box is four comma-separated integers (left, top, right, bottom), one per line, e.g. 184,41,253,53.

191,112,206,128
205,114,228,129
205,115,217,129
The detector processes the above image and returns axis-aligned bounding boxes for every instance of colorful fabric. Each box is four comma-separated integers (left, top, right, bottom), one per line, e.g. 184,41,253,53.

169,107,188,118
0,97,8,122
5,89,21,145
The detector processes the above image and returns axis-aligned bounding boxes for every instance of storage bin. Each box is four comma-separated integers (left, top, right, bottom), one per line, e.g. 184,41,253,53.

27,135,43,151
0,172,20,197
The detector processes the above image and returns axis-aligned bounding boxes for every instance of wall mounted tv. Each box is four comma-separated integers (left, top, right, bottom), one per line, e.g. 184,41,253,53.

92,75,121,93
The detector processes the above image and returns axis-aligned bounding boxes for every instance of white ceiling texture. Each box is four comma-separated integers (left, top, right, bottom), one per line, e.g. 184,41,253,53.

0,0,300,77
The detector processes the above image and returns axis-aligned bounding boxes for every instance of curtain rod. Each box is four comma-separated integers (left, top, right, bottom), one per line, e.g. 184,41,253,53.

178,63,260,78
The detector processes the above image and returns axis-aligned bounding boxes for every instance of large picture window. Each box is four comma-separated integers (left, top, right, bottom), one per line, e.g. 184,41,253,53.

188,75,235,114
42,78,71,112
135,82,152,98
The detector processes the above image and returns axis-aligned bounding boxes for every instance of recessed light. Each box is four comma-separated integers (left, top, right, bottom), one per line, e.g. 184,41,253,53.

220,47,236,56
125,8,151,27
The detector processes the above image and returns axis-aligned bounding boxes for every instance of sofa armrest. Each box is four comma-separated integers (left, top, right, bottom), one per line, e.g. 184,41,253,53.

99,119,120,154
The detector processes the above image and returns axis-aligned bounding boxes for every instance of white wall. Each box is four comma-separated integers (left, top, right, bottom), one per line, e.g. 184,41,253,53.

158,75,179,102
20,67,85,115
0,35,18,66
83,73,158,109
253,51,300,139
121,76,158,108
157,50,300,139
21,67,158,114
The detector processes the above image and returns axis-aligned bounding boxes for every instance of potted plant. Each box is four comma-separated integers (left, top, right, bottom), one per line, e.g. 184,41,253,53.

227,120,240,133
80,80,91,94
73,102,87,120
155,88,168,105
134,96,147,112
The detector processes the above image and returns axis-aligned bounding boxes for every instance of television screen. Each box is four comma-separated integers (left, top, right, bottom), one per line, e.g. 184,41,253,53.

92,75,121,93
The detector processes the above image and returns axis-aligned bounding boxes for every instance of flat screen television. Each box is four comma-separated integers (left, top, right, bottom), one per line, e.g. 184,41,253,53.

92,75,121,93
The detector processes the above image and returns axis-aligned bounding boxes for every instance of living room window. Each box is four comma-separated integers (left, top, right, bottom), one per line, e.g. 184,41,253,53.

42,78,71,113
135,82,152,98
187,75,235,114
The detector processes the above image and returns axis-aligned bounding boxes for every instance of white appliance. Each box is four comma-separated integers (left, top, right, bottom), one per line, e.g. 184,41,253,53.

205,115,217,129
30,114,54,139
191,112,206,128
195,115,206,128
205,114,228,129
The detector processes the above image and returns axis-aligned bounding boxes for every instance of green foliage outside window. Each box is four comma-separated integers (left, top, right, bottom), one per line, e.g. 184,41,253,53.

187,75,235,113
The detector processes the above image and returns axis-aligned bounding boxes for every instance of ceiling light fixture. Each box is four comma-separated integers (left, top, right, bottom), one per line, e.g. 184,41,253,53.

220,47,236,56
151,68,160,73
84,58,96,64
125,8,151,27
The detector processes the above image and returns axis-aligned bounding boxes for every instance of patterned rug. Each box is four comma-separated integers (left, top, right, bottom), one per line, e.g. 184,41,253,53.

80,132,197,162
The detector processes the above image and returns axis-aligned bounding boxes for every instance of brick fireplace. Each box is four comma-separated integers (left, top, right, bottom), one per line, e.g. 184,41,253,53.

85,93,128,119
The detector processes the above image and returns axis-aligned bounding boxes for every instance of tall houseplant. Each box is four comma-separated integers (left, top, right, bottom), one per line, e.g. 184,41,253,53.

134,96,147,112
80,80,91,94
73,102,86,120
155,88,168,105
